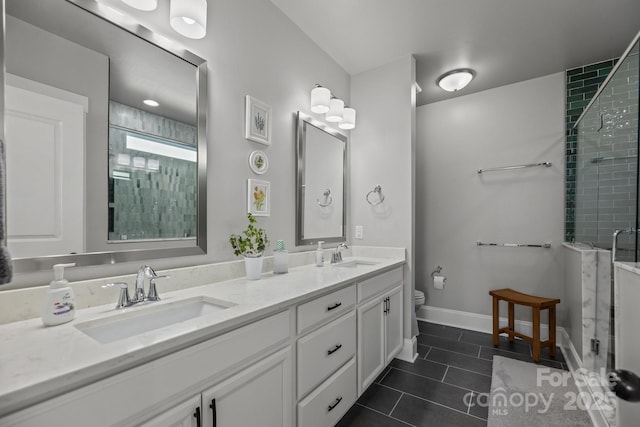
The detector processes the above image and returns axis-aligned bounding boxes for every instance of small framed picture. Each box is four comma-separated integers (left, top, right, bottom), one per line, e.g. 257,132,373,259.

248,179,270,216
248,150,269,175
245,95,272,145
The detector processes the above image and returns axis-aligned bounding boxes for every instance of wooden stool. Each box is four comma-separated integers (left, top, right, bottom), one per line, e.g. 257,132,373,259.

489,288,560,362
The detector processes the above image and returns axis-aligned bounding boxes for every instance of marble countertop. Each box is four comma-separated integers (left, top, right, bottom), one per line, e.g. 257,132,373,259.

614,261,640,275
0,255,404,417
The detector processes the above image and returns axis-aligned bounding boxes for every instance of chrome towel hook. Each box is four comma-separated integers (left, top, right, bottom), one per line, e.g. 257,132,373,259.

317,189,333,207
366,185,385,206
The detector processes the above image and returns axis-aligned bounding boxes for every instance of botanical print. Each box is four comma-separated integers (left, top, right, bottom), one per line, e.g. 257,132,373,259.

253,185,266,210
248,150,269,175
245,96,271,145
248,179,270,216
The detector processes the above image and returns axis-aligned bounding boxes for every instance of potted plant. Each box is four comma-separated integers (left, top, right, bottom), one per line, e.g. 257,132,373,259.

229,213,269,280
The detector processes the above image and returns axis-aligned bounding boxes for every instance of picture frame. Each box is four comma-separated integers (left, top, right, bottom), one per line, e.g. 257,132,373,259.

248,150,269,175
248,179,270,216
245,95,272,145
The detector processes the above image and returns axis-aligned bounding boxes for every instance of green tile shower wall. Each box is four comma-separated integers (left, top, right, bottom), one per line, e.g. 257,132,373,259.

109,102,197,241
565,59,618,241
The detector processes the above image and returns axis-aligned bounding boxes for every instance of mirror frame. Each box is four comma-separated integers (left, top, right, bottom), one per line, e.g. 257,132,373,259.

295,111,347,246
6,0,208,274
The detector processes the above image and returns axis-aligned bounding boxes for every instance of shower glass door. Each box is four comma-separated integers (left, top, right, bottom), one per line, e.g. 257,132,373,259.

575,39,639,377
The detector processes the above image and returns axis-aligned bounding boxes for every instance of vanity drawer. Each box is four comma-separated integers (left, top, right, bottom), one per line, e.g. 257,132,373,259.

297,311,356,399
297,284,356,334
297,357,357,427
357,267,403,303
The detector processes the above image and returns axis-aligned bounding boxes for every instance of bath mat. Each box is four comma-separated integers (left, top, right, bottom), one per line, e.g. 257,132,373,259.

487,356,593,427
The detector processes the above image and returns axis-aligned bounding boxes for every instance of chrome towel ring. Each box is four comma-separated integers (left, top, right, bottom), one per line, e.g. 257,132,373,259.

366,185,385,206
317,189,333,207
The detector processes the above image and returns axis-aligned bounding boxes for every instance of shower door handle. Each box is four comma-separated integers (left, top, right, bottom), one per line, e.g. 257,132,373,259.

609,369,640,402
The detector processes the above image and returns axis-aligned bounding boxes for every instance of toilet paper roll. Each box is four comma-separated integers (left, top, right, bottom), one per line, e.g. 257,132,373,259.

433,275,446,290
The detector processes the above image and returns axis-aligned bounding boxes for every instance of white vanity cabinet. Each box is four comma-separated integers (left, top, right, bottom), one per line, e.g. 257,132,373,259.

357,268,403,394
0,311,292,427
140,395,201,427
144,347,292,427
296,285,358,427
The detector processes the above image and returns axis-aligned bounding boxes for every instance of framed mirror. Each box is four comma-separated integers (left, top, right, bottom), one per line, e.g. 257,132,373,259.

3,0,207,274
296,112,347,246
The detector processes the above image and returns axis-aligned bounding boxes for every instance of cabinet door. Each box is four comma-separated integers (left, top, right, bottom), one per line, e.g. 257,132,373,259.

202,347,292,427
385,285,404,364
357,295,385,395
140,395,201,427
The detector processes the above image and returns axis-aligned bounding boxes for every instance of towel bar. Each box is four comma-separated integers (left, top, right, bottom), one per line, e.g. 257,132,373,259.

477,241,551,249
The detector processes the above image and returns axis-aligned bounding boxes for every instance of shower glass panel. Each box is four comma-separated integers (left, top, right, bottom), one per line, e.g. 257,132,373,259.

574,38,639,381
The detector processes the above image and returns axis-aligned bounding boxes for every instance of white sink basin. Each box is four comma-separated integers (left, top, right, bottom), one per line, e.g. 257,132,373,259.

75,297,235,344
332,259,379,269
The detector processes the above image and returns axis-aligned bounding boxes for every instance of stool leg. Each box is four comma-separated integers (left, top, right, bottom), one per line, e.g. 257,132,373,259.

549,306,557,357
492,297,499,346
532,307,541,362
508,302,515,342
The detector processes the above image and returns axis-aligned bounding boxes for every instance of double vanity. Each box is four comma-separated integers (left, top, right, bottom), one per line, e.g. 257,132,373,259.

0,250,405,426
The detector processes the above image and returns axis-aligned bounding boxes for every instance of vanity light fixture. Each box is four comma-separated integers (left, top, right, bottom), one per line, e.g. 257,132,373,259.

170,0,207,39
143,99,160,107
121,0,158,11
338,107,356,130
436,68,475,92
325,97,344,123
310,85,331,114
310,84,356,129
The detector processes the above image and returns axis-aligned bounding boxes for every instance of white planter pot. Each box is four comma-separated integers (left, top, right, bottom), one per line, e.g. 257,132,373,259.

244,256,264,280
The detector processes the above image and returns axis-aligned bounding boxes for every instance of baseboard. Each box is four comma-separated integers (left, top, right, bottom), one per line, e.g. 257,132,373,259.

559,329,614,427
396,337,418,363
416,305,559,343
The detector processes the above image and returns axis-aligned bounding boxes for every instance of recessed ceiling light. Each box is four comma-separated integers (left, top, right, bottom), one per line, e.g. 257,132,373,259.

143,99,160,107
436,69,475,92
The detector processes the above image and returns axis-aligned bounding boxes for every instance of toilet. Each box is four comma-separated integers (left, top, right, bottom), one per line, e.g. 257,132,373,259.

414,289,425,311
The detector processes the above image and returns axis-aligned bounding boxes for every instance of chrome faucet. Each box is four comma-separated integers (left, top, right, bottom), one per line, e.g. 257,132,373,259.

331,243,349,264
113,265,169,309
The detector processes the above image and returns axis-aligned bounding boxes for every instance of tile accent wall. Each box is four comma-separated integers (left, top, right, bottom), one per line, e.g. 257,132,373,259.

565,59,618,241
108,102,197,241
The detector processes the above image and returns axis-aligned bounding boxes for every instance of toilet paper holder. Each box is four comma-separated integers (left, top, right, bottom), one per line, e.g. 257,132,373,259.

430,266,443,278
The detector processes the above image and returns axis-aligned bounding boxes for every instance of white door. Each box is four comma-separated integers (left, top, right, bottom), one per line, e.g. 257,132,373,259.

385,285,404,364
5,80,85,258
357,295,385,395
201,348,292,427
140,395,201,427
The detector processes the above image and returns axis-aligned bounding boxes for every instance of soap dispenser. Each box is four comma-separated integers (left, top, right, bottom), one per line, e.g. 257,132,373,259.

42,263,77,326
315,241,325,267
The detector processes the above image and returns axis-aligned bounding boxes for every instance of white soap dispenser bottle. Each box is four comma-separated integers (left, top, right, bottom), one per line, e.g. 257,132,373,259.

315,241,325,267
42,263,77,326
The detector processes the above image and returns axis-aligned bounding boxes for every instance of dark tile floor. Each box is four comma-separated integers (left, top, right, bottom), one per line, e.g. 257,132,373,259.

336,320,566,427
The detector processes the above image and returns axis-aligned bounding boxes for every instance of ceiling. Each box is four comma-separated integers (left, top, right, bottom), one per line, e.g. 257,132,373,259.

270,0,640,106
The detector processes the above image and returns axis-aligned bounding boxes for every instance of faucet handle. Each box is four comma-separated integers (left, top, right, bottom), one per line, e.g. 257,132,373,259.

146,275,169,302
111,282,131,309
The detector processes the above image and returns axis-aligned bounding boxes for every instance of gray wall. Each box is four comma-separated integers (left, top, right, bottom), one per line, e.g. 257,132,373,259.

5,0,350,287
350,56,416,342
416,73,566,322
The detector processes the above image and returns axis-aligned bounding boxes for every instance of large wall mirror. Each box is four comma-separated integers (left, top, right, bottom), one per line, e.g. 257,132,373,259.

3,0,207,274
296,112,347,246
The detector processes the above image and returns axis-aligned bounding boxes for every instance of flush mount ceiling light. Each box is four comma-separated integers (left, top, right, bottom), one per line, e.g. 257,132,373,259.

143,99,160,107
170,0,207,39
436,68,475,92
121,0,158,11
